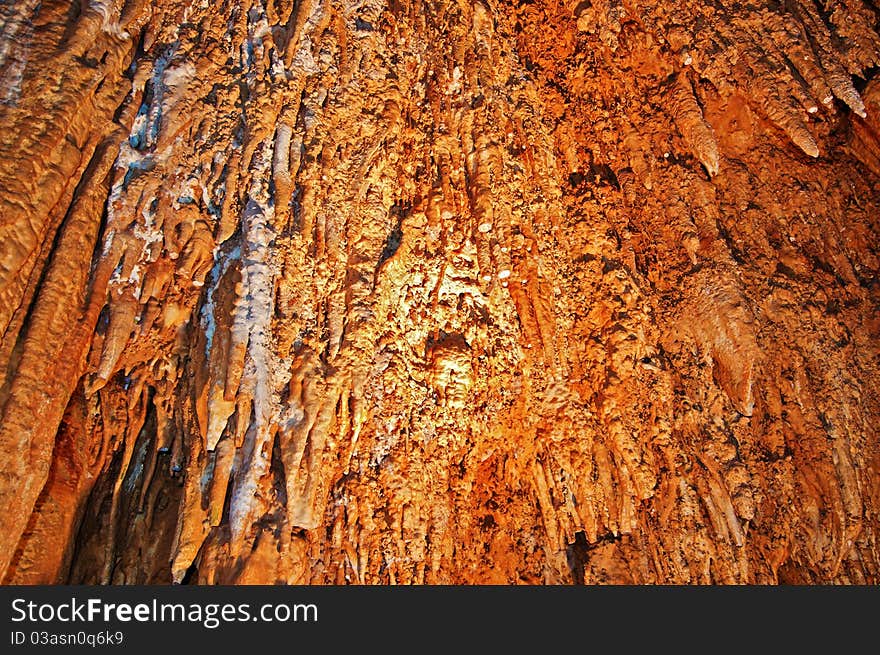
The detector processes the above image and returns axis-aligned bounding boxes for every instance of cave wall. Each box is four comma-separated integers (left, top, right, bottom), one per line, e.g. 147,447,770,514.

1,0,879,584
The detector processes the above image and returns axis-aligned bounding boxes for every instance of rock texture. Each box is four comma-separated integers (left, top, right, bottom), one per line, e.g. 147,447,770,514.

1,0,879,584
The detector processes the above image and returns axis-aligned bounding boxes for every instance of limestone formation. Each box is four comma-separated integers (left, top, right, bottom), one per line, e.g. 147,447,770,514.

1,0,879,584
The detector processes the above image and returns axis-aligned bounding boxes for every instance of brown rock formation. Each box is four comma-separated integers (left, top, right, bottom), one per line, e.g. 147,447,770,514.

1,0,879,585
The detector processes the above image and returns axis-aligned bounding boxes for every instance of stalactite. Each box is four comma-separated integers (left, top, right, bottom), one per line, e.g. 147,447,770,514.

668,74,721,176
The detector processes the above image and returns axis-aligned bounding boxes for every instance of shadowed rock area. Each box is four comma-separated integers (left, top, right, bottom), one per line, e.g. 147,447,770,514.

0,0,879,584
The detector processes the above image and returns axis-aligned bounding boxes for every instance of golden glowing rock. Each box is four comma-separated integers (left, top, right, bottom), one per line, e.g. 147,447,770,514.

0,0,879,585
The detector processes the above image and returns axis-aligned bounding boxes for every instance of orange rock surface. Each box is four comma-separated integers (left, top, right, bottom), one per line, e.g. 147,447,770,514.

1,0,879,584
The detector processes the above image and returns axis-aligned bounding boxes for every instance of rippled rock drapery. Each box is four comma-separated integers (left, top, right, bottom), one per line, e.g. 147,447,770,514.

1,0,879,584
